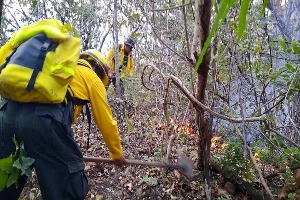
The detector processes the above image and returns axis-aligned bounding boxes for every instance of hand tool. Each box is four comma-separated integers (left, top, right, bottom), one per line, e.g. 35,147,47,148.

83,155,194,178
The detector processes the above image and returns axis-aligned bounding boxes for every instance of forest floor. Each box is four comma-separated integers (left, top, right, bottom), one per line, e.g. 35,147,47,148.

19,84,283,200
19,107,253,199
20,116,254,200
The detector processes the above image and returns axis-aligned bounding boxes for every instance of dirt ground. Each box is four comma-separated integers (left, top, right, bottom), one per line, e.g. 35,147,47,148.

19,87,257,200
19,111,254,200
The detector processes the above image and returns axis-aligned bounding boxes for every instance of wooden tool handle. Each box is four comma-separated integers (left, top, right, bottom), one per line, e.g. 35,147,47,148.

83,156,169,168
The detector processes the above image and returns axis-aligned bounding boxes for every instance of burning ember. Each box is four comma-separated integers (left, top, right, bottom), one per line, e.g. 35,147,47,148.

211,136,228,150
158,118,196,135
173,120,194,135
254,152,260,161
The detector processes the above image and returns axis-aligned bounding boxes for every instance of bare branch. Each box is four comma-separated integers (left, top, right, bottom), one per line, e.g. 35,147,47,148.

0,0,3,27
137,1,188,62
169,75,266,123
141,64,166,91
269,128,300,149
233,124,274,200
150,1,194,12
142,64,267,123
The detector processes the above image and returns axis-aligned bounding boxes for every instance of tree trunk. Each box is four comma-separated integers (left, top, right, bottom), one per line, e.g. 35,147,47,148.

194,0,212,169
0,0,3,27
113,0,121,99
193,0,212,199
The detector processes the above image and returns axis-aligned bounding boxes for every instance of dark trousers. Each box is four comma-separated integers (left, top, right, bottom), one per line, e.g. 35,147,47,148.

106,77,124,96
0,100,88,200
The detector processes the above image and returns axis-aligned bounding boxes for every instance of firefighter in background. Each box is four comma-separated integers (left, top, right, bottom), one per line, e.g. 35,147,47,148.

106,38,135,95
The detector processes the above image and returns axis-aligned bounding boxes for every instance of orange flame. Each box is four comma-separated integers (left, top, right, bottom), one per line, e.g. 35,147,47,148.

158,118,195,135
221,143,228,149
211,136,227,150
211,136,222,148
173,120,194,135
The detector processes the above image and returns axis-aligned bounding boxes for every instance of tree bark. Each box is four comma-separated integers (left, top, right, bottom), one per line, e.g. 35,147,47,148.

193,0,212,199
194,0,212,170
0,0,3,27
113,0,121,99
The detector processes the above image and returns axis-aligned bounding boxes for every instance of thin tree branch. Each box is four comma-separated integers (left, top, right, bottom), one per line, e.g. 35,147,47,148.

169,75,266,123
268,128,300,149
233,123,274,200
143,65,267,123
0,0,3,27
137,1,188,62
150,1,194,12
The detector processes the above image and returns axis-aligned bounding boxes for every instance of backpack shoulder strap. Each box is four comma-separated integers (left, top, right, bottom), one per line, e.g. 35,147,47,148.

0,49,17,73
26,37,53,91
61,87,75,133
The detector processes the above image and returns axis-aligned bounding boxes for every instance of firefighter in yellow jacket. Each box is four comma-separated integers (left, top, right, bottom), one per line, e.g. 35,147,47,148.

70,49,125,162
0,49,126,200
106,38,135,94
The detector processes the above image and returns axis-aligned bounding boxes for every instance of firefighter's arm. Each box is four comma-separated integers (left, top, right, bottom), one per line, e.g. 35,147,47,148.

106,47,116,74
88,79,123,160
128,55,134,76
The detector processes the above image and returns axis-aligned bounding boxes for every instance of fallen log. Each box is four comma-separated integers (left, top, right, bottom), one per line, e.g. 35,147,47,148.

277,169,300,199
211,161,272,200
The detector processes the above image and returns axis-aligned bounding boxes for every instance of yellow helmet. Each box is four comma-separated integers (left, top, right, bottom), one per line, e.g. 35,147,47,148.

80,49,109,86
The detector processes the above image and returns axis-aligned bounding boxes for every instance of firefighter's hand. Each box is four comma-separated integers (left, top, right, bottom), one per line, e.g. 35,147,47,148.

113,156,127,167
108,73,115,79
104,65,110,75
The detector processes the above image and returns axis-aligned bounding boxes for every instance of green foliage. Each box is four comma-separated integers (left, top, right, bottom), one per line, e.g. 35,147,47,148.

287,192,297,199
269,39,300,99
245,139,288,185
270,135,300,167
251,141,276,166
195,0,236,73
127,118,133,132
250,135,300,191
138,174,158,186
261,0,269,16
0,138,35,192
179,133,186,143
214,139,256,181
154,148,162,157
237,0,251,40
142,155,151,162
278,39,287,50
195,0,260,72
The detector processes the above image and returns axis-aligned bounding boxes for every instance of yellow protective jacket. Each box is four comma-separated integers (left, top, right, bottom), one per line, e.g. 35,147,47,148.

69,60,123,159
106,44,134,78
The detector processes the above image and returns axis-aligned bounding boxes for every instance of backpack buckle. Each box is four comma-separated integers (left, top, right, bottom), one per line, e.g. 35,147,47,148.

41,39,52,51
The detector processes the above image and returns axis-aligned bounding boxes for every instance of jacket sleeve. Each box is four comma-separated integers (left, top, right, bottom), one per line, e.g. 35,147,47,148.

128,54,134,76
121,53,134,77
88,79,123,159
106,47,115,74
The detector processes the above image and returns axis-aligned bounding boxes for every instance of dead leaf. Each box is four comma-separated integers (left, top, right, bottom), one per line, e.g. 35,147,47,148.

125,182,133,192
136,185,143,196
96,194,103,200
174,170,181,179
